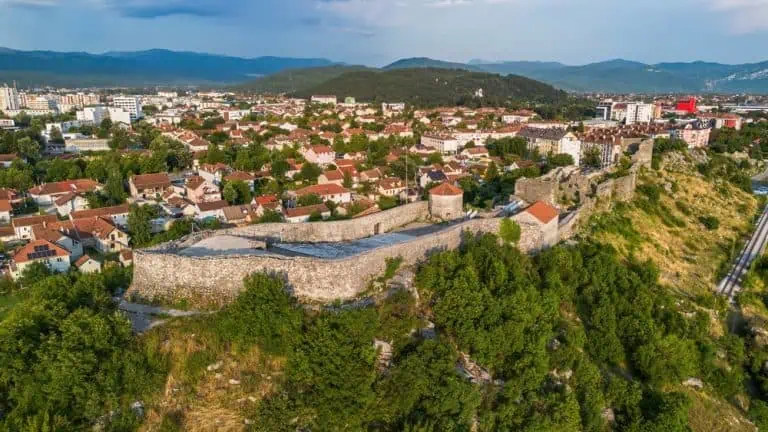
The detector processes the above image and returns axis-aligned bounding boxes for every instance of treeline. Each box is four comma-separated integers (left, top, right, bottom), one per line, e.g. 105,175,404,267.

294,68,593,119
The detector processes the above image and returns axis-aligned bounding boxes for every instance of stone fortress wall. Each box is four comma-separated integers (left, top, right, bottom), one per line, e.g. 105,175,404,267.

131,217,545,305
129,140,650,306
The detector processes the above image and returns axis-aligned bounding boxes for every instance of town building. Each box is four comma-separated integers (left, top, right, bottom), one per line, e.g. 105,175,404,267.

10,240,71,280
129,173,171,200
428,183,464,221
519,127,582,165
421,133,460,154
28,179,101,206
293,184,352,205
112,96,143,121
671,124,712,149
284,203,331,223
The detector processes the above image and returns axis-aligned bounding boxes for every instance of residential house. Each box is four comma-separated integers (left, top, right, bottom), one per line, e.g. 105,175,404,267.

13,214,58,240
293,184,352,205
119,249,133,267
75,255,101,274
195,200,229,222
361,168,384,183
67,217,131,254
224,171,256,191
32,224,84,260
284,204,331,223
461,147,490,160
0,188,22,204
253,195,283,214
222,204,261,226
318,170,346,187
54,192,89,216
29,179,100,206
301,145,336,167
70,204,130,228
0,153,18,168
198,163,231,185
0,199,11,224
129,173,171,200
185,176,222,203
10,239,71,280
419,170,448,188
377,177,406,198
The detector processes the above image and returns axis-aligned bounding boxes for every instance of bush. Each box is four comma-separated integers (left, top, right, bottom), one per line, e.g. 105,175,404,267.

699,215,720,230
499,218,521,244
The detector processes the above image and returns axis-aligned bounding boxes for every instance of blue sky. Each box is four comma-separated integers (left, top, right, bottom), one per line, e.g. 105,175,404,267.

1,0,768,66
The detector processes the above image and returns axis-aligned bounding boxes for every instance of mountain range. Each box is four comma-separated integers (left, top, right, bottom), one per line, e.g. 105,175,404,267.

0,47,334,87
4,47,768,93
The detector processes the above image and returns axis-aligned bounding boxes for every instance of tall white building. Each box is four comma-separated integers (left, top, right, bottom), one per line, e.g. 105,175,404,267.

77,106,109,125
26,96,58,112
0,85,19,111
107,108,132,126
112,96,143,121
625,103,653,125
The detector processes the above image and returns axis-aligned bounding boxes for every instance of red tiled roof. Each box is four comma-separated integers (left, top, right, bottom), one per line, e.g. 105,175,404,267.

29,179,100,197
224,171,256,182
197,200,229,212
295,183,349,197
13,239,70,264
525,201,558,224
0,200,11,212
429,183,463,196
131,173,171,189
13,214,58,228
70,204,129,220
75,255,96,268
284,204,329,218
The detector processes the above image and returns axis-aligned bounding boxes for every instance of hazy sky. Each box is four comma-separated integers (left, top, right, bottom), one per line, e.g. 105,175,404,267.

1,0,768,66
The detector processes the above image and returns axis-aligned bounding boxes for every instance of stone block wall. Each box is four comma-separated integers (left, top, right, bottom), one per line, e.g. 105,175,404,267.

129,217,543,306
613,171,637,202
515,178,556,205
146,201,430,252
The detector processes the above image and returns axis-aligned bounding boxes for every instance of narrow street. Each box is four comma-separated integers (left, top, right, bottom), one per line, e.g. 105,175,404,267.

717,204,768,299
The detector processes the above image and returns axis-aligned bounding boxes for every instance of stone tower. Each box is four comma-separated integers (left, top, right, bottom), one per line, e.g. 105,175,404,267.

429,183,464,221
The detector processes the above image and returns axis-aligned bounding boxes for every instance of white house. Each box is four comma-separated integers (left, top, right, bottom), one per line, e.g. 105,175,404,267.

75,255,102,274
301,145,335,167
293,184,352,205
10,239,71,280
421,133,459,154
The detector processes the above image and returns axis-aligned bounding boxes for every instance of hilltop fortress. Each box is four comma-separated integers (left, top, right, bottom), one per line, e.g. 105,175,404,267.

128,139,653,307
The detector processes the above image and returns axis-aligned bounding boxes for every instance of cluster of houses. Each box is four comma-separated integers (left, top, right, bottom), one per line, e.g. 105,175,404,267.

0,182,134,280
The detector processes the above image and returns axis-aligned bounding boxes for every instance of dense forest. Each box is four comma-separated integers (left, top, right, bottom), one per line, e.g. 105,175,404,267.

293,68,574,109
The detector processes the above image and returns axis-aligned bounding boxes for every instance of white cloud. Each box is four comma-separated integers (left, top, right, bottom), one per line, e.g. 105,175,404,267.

709,0,768,33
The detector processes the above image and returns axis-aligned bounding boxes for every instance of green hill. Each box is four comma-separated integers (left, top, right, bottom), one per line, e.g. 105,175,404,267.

233,65,369,94
384,57,483,72
293,67,569,108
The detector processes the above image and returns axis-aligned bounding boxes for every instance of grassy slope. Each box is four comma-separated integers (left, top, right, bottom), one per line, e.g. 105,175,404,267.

588,154,759,432
590,159,757,297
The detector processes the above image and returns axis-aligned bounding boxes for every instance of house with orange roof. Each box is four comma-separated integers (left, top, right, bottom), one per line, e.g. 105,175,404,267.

29,179,101,206
513,201,560,249
10,239,71,280
75,255,101,274
0,199,11,224
129,173,171,200
284,204,331,223
12,214,59,240
292,183,352,205
185,175,222,204
300,144,335,167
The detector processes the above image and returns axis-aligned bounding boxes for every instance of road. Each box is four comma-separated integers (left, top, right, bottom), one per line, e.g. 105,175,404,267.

717,204,768,299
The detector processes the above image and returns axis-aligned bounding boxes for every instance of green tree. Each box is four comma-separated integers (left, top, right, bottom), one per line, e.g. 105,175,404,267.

298,193,323,207
299,162,322,183
549,153,575,167
499,218,521,244
128,205,154,247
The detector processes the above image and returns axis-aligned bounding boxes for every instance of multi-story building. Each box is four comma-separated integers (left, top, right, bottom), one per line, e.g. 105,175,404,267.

0,84,19,111
61,93,100,108
77,106,109,125
518,127,582,165
107,108,132,126
625,103,654,125
112,96,143,121
421,133,460,154
580,140,623,169
311,95,337,105
25,96,58,112
671,124,711,149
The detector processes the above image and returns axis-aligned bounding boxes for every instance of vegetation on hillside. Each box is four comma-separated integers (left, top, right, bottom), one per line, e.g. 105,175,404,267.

233,65,370,94
293,67,577,110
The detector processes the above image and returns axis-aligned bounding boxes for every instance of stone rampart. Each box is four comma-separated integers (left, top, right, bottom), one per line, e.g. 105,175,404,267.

129,217,542,306
146,201,430,252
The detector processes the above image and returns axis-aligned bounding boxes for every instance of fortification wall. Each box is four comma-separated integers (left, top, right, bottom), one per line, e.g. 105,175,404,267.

129,217,542,306
515,178,556,205
146,201,430,252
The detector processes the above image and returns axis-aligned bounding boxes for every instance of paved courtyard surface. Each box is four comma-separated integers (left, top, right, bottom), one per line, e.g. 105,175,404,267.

179,235,268,257
272,232,416,259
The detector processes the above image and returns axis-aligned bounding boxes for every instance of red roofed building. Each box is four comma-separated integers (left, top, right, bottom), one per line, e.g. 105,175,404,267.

129,173,171,199
301,145,335,167
10,239,71,280
513,201,559,249
29,179,101,205
293,183,351,205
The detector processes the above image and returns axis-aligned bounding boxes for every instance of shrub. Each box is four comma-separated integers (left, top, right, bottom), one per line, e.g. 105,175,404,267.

499,218,522,244
699,215,720,230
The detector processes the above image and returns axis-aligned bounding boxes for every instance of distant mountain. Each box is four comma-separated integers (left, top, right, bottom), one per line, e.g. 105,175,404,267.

0,47,336,87
234,65,370,94
293,67,569,108
384,57,484,72
471,59,768,93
